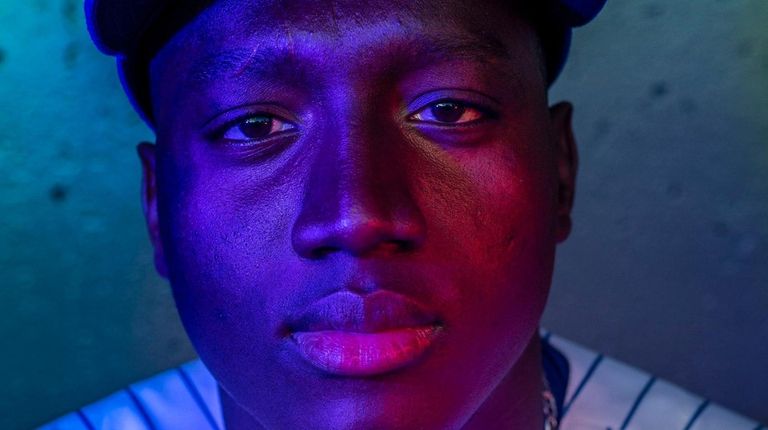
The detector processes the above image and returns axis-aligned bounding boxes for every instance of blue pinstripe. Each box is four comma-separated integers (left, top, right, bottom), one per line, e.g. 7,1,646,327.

561,354,604,418
177,367,221,430
682,399,710,430
125,387,158,430
619,376,656,430
75,410,96,430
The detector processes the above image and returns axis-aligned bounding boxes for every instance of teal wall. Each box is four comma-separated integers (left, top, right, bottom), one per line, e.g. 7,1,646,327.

0,0,766,428
0,1,195,429
545,0,768,424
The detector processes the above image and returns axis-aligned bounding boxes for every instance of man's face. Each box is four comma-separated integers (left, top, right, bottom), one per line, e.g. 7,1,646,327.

140,0,576,428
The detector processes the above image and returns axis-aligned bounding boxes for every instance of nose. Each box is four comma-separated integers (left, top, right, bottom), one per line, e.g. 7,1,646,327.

291,114,426,259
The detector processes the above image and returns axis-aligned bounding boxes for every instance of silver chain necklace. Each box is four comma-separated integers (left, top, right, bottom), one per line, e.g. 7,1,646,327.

542,374,559,430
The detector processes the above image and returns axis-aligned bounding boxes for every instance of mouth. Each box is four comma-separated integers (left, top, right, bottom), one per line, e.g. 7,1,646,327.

291,325,443,376
286,290,443,376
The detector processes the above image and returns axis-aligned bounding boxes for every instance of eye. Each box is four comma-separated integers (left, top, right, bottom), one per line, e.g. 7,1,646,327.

221,114,296,141
409,100,486,125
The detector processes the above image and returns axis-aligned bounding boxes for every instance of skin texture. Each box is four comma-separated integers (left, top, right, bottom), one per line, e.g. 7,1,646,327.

138,0,578,428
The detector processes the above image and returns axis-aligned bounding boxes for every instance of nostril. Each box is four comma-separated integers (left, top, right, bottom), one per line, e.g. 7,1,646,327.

310,246,338,259
300,237,417,260
388,240,415,253
291,192,427,260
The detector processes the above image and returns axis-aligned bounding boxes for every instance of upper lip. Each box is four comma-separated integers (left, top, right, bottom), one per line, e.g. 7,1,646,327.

288,290,440,333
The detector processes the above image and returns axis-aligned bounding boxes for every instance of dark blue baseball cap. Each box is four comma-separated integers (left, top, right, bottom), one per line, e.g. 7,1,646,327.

85,0,607,128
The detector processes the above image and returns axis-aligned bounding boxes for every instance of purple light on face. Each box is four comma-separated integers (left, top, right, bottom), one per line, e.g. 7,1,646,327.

136,1,578,428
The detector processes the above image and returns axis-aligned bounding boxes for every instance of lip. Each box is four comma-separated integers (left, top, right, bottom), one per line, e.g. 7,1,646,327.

292,325,442,376
287,290,443,376
287,290,440,333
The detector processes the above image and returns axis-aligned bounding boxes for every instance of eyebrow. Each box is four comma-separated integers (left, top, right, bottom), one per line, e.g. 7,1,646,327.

184,31,515,89
187,47,308,89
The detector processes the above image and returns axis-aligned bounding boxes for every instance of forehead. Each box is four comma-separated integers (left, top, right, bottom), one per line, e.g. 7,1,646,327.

176,0,522,41
148,0,542,125
151,0,537,75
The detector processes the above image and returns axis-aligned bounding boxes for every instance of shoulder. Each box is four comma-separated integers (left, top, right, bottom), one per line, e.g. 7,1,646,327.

39,361,224,430
544,333,764,430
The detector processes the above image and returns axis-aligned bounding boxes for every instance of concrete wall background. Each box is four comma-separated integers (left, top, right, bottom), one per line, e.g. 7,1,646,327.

543,0,768,423
0,0,765,428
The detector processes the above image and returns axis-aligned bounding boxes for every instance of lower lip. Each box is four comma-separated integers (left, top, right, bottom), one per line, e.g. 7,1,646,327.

291,325,442,376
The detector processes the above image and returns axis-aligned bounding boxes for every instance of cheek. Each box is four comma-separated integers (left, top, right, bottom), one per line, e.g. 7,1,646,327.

156,140,297,290
464,138,558,302
447,164,556,340
436,129,558,265
155,157,298,375
452,141,556,321
392,140,556,421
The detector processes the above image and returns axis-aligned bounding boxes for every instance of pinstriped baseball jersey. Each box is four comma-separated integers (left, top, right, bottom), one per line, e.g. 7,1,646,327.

39,334,765,430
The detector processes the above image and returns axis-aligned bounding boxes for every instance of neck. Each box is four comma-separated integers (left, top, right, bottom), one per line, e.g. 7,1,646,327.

220,335,545,430
220,388,266,430
460,335,545,430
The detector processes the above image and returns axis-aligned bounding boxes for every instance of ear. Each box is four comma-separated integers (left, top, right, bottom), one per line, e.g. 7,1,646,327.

137,142,169,278
549,102,578,243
